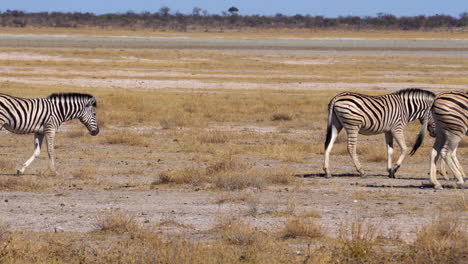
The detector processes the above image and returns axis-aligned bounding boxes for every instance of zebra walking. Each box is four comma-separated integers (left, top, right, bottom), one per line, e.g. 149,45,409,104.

0,93,99,175
323,88,435,178
429,91,467,189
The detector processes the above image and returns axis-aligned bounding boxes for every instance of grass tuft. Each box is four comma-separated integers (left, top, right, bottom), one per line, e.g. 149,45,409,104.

281,217,324,239
95,210,143,237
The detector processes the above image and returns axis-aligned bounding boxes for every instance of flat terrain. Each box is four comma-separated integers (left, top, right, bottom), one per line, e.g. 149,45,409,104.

0,28,466,262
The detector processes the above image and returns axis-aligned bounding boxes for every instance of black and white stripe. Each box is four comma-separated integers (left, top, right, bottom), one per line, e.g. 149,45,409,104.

0,93,99,174
429,91,467,189
323,88,435,178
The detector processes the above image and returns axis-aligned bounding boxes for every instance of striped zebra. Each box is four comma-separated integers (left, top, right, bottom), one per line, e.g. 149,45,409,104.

323,88,435,178
0,93,99,175
429,91,467,189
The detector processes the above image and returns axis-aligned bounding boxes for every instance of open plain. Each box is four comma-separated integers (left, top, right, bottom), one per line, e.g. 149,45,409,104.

0,28,466,263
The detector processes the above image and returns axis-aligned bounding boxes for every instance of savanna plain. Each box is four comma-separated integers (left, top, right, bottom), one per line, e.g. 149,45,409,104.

0,28,467,263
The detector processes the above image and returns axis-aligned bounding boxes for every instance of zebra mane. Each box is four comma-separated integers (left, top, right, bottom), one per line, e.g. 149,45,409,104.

48,93,96,106
394,88,435,98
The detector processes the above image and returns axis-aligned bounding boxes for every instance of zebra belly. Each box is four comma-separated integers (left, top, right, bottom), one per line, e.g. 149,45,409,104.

3,124,43,134
359,127,387,135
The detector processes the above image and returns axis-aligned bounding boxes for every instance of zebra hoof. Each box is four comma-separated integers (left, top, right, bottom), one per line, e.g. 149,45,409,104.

360,174,368,178
324,174,332,179
434,185,443,190
456,182,464,189
16,169,24,175
388,171,397,179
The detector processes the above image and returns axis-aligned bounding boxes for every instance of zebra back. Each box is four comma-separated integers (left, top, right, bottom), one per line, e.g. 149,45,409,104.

432,91,468,137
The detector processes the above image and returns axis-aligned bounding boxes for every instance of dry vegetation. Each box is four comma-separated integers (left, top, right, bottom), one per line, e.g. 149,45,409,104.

0,211,465,263
0,29,466,263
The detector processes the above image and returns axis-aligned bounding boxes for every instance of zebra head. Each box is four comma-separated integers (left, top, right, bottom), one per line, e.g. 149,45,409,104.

79,96,99,136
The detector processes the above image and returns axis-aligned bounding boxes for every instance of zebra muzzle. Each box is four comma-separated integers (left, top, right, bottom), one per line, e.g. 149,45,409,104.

90,128,99,136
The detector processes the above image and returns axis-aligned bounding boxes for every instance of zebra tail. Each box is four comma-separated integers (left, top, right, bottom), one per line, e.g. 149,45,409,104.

324,99,335,150
410,118,428,156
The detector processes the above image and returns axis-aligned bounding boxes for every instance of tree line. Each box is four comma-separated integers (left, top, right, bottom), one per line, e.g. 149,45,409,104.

1,8,467,31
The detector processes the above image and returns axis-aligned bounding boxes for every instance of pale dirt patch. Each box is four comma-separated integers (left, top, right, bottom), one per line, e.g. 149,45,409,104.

1,76,467,92
0,51,161,63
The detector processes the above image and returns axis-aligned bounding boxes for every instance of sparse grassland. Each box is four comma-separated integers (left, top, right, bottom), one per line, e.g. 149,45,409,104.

0,29,466,263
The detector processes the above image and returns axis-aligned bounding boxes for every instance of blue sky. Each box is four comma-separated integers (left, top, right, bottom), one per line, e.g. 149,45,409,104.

2,0,467,17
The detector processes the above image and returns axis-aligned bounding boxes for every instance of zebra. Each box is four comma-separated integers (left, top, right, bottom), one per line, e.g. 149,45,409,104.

323,88,435,178
428,91,467,190
0,93,99,175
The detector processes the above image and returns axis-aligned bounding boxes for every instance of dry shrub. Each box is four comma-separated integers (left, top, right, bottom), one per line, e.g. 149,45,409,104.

95,210,143,237
206,155,248,175
197,130,229,144
333,218,379,262
264,166,296,185
212,169,266,191
267,143,312,162
281,217,324,239
0,160,16,173
0,176,50,191
102,129,153,146
449,195,467,212
205,155,266,190
153,159,294,190
159,117,192,129
409,214,467,264
71,163,97,180
222,220,258,246
152,168,204,186
0,221,10,242
271,113,293,121
216,189,257,205
298,209,322,219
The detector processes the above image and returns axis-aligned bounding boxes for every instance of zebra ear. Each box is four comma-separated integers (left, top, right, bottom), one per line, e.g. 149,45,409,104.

87,97,97,107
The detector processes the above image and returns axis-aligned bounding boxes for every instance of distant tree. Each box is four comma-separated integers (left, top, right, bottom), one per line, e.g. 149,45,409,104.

192,7,202,16
228,7,239,15
159,6,170,16
460,12,468,26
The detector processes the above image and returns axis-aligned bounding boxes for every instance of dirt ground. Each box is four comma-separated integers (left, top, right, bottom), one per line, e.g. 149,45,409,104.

0,33,466,245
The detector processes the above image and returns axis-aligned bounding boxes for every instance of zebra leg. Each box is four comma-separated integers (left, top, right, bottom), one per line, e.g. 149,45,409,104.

452,146,466,179
430,133,445,189
443,136,464,187
323,116,343,178
17,132,44,175
389,131,407,178
385,132,394,176
439,158,449,180
45,129,57,175
346,128,365,177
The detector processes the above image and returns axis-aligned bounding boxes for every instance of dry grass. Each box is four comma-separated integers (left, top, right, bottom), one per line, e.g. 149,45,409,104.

333,218,380,263
0,175,51,191
152,155,293,190
271,113,293,121
94,209,143,237
281,217,325,240
71,163,97,180
101,130,152,146
0,159,16,173
197,130,230,144
0,214,464,263
409,214,467,264
221,220,259,246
